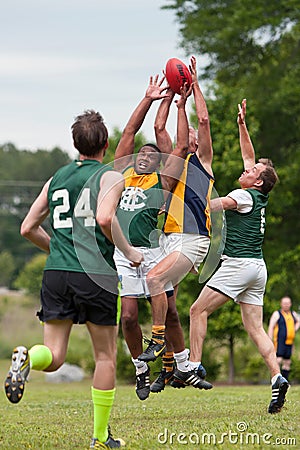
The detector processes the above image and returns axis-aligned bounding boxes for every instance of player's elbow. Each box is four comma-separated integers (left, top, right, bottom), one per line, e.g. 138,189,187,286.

98,216,112,229
20,221,33,239
154,121,165,135
98,215,113,232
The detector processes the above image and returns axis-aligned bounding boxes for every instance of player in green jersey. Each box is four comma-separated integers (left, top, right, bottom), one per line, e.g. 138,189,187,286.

114,75,192,400
185,99,289,414
4,110,143,449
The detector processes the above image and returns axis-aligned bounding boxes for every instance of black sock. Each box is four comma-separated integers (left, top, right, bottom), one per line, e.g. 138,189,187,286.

281,369,290,381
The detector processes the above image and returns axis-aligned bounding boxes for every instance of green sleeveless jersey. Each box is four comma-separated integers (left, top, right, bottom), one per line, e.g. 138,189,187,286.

116,167,164,248
224,188,268,258
45,159,116,275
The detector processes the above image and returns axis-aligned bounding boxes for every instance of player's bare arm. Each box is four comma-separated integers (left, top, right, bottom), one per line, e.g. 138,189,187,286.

238,99,256,170
114,75,169,172
190,56,213,175
294,313,300,332
160,83,191,194
210,195,237,212
20,179,52,253
97,171,143,266
267,311,280,340
154,86,175,160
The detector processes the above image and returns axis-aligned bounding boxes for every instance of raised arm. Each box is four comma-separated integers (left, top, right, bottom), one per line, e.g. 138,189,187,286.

237,99,256,170
190,56,213,175
160,83,191,194
154,87,175,163
114,75,168,172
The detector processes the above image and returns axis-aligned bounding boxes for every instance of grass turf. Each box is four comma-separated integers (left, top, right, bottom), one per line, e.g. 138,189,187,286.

0,360,299,449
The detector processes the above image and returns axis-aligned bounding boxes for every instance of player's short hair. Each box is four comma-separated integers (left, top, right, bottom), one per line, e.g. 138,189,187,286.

258,158,278,194
138,143,162,163
72,110,108,157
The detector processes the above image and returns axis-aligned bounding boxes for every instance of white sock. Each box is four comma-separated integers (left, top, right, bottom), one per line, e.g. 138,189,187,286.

174,349,190,372
189,361,200,370
132,358,148,375
271,373,281,385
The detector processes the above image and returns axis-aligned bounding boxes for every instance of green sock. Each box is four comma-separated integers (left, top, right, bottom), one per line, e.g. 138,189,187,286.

91,387,115,442
28,345,53,371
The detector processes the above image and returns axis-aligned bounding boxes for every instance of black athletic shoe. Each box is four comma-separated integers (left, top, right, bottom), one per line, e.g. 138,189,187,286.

268,376,289,414
170,364,207,389
90,436,125,449
137,338,166,362
150,368,174,393
4,346,30,403
90,426,126,448
197,363,207,379
136,365,150,400
170,368,213,390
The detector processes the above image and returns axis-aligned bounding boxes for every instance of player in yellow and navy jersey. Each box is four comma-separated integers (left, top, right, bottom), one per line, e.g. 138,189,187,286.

268,296,300,381
138,56,214,392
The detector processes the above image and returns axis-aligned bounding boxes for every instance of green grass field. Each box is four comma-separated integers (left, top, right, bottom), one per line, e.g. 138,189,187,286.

0,360,299,450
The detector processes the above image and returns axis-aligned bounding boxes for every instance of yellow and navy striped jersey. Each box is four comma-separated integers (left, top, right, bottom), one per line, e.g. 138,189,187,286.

163,153,214,235
274,310,297,347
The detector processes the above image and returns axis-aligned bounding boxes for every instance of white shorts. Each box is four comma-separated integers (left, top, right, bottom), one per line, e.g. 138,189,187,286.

207,256,267,306
160,233,210,273
114,246,173,297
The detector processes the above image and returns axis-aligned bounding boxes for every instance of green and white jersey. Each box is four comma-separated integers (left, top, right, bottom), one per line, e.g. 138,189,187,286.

223,188,269,259
45,159,116,275
116,167,164,248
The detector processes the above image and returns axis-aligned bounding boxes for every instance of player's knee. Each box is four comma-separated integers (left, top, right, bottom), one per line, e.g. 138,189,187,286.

121,313,138,331
166,306,180,325
146,270,164,293
146,270,156,286
190,300,204,318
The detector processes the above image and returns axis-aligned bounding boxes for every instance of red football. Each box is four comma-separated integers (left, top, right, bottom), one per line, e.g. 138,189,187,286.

165,58,192,94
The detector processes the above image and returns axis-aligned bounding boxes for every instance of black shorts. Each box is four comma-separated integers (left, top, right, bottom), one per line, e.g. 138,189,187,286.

39,270,119,326
276,342,293,360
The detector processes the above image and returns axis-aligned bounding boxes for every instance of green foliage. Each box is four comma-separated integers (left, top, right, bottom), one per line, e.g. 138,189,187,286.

290,355,300,382
103,128,147,165
163,0,300,82
0,144,71,287
0,251,15,287
66,329,95,375
14,253,47,297
242,355,269,384
0,143,70,183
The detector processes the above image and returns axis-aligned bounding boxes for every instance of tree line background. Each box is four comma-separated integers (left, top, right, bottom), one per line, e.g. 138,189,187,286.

1,0,300,382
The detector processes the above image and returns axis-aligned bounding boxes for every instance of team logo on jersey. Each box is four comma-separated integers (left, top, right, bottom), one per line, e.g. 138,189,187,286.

119,187,146,211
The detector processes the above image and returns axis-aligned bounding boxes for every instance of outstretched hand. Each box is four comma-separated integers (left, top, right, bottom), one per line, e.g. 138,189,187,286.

237,98,247,124
145,75,169,101
175,82,193,109
189,55,198,83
